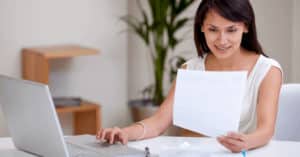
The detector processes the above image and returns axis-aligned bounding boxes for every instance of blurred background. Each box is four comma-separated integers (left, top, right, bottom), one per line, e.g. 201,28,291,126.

0,0,299,137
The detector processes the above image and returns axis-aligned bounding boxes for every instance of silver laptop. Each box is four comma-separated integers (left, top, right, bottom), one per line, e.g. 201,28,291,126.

0,75,149,157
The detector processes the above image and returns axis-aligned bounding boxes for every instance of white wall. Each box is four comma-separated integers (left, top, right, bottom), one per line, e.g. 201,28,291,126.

127,0,153,100
252,0,293,82
292,0,300,82
0,0,131,136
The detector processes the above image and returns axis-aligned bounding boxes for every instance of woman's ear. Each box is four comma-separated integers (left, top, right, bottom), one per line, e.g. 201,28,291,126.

201,26,204,32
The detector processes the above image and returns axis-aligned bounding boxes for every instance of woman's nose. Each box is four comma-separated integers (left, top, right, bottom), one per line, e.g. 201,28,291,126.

217,32,228,45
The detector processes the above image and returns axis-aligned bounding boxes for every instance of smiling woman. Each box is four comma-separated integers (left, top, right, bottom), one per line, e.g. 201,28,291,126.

194,0,266,58
201,10,248,59
189,0,282,152
97,0,283,153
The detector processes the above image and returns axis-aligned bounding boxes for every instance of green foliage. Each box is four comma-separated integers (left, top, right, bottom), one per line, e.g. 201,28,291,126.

122,0,195,105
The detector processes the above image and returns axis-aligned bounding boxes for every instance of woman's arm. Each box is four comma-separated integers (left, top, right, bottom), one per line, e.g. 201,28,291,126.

218,66,282,152
97,64,189,144
246,66,282,148
97,80,176,144
122,80,176,141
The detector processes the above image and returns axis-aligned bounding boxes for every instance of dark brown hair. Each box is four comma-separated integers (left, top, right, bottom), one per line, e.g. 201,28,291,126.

194,0,266,57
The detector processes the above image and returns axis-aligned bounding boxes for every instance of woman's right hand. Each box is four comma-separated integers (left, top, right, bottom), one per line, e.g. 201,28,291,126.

96,127,129,145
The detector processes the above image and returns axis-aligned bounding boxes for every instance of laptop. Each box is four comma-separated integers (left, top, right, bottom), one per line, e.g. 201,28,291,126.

0,75,150,157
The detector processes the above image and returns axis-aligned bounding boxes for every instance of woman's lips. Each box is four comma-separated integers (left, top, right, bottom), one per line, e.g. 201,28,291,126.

215,45,231,53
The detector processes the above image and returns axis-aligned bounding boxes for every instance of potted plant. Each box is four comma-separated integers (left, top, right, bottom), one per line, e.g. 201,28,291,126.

123,0,195,122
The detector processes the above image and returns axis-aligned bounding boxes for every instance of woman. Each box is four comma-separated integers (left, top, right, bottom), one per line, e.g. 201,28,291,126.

97,0,282,153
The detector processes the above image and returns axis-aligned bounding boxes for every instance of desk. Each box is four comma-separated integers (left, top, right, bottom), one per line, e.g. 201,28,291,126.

129,137,300,157
1,136,300,157
0,138,36,156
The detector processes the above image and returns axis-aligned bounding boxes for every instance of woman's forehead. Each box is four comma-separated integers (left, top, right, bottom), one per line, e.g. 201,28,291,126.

203,10,244,28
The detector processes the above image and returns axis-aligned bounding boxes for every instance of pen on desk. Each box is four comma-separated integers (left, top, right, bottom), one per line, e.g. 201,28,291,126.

145,146,150,157
241,150,246,157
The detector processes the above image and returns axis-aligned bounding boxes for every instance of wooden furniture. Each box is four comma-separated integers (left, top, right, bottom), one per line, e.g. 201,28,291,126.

56,100,101,135
179,128,205,137
22,45,101,135
22,45,98,84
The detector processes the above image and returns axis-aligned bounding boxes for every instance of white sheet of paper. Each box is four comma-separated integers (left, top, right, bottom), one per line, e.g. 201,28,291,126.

173,69,247,137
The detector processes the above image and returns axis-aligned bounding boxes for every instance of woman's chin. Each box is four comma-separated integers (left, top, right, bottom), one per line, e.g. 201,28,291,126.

212,50,233,59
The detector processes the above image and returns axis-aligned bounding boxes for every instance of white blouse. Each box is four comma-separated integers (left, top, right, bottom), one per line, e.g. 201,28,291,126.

183,54,282,133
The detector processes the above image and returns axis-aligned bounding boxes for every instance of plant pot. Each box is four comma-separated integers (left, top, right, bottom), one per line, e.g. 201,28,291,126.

129,99,158,122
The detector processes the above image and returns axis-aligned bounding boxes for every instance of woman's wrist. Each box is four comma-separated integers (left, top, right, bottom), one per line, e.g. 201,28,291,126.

243,134,253,150
134,122,146,140
245,129,272,150
121,127,134,141
122,122,146,141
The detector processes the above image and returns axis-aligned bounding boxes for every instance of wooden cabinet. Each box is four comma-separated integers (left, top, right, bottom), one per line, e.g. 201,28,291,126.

22,45,101,135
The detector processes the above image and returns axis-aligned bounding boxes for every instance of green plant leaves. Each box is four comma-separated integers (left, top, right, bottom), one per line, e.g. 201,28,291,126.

121,15,150,45
122,0,195,105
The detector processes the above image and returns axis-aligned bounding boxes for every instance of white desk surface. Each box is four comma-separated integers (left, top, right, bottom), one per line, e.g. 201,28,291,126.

1,136,300,157
0,137,36,156
129,136,300,156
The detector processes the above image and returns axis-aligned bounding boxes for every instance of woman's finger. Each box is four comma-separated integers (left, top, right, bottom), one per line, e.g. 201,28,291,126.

117,131,128,145
219,139,235,150
96,128,103,139
100,128,110,141
109,127,119,144
218,136,243,153
222,136,245,148
221,140,242,153
227,132,245,141
218,136,231,148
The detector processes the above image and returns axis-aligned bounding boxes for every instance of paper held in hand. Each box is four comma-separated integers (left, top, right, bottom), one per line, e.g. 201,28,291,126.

173,69,247,137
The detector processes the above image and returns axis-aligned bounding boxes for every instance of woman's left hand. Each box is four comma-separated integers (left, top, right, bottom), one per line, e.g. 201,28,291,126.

217,132,250,153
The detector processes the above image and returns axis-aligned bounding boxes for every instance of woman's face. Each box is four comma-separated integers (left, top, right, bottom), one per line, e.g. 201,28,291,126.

201,10,248,59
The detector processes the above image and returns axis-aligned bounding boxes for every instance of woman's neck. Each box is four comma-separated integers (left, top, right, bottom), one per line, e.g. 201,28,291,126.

207,48,246,70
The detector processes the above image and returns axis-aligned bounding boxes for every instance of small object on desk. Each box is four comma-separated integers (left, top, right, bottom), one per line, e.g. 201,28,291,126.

53,97,82,107
145,146,150,157
242,150,246,157
179,141,191,149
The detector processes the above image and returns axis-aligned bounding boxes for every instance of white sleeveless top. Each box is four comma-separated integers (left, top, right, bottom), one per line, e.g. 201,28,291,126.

184,54,282,133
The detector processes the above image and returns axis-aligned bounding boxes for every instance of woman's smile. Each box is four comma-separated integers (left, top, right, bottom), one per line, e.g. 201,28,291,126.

215,45,232,53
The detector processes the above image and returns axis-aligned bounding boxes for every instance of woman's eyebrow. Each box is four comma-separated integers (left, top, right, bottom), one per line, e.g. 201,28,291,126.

207,24,217,28
228,23,245,28
207,24,238,29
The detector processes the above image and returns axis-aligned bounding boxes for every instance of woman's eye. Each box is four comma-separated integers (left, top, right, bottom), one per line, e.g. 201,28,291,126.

227,29,237,33
208,28,217,32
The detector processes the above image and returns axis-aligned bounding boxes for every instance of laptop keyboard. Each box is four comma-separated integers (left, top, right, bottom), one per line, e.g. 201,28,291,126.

67,142,149,157
67,143,103,157
65,135,159,157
